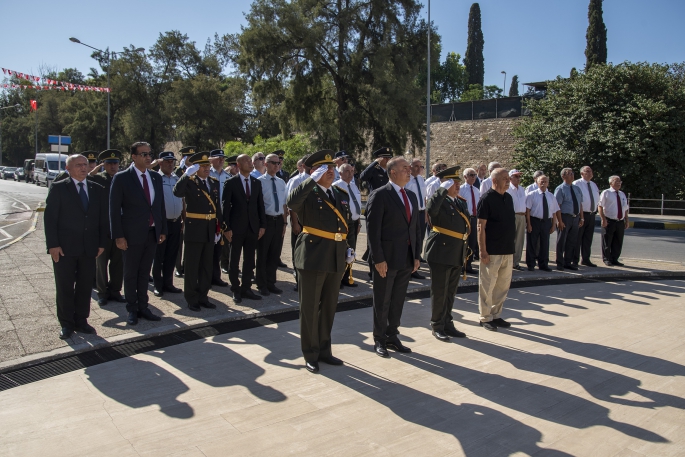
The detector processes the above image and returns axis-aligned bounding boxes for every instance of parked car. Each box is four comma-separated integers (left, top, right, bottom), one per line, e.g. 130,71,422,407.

14,168,26,181
2,167,17,180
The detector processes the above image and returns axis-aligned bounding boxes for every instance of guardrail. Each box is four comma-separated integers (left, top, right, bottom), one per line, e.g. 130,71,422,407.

628,194,685,215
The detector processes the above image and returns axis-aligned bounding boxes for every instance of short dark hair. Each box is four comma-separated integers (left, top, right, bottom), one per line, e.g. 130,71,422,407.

130,141,151,155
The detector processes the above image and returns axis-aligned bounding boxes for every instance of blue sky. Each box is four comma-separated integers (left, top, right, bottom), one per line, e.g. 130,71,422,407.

3,0,685,94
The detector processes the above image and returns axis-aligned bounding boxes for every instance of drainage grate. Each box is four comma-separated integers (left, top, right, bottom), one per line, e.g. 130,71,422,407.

0,274,680,392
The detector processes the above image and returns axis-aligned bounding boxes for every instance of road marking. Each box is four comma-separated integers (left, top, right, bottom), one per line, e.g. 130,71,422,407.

11,201,30,211
0,219,30,230
0,228,12,242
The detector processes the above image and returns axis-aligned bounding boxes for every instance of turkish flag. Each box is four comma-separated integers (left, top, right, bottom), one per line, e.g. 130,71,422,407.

30,100,37,111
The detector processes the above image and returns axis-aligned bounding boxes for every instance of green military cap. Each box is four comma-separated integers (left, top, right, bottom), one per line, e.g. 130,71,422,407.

225,155,239,165
372,147,393,158
179,146,197,157
81,151,98,162
304,149,335,168
189,151,211,165
99,149,122,163
437,165,462,181
273,149,286,157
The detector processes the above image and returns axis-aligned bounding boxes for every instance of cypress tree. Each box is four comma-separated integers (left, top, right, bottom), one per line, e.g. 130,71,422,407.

509,75,519,97
464,3,484,87
585,0,607,70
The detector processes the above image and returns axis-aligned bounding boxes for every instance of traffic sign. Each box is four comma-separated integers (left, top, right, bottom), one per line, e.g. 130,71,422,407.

48,135,71,145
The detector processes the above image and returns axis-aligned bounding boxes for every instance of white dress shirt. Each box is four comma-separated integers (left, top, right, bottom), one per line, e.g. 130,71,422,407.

425,176,441,200
333,178,362,220
390,181,413,213
507,183,528,213
573,178,600,213
210,167,231,202
404,174,426,210
134,166,155,202
159,171,183,220
286,171,310,198
526,189,560,219
479,177,493,198
458,183,480,217
72,177,88,198
598,188,629,220
258,173,287,216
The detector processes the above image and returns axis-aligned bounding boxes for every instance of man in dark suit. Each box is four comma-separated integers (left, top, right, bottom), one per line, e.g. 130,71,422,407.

287,150,352,373
173,152,223,311
366,157,422,358
222,154,266,303
110,141,167,325
44,154,108,339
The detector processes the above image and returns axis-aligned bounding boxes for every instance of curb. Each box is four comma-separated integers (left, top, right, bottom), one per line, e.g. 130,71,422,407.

593,216,685,231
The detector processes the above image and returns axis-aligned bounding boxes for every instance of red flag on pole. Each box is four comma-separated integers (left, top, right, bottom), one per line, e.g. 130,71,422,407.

30,100,37,111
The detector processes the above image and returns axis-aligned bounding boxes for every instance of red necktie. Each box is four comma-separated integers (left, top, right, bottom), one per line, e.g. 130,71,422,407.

142,172,153,227
471,185,476,216
616,191,623,220
400,188,411,222
245,178,250,199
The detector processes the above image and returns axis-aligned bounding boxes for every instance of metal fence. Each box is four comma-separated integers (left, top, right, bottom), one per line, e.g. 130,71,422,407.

628,195,685,216
427,96,529,123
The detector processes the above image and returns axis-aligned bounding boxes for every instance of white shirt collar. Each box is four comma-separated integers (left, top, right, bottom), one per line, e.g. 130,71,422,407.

389,181,403,192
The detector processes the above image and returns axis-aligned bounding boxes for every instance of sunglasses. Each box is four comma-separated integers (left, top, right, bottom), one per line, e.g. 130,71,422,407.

254,157,265,161
136,152,153,158
466,173,476,177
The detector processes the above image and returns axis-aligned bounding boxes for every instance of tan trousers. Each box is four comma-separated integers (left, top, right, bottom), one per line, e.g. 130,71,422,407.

478,254,513,322
513,214,526,267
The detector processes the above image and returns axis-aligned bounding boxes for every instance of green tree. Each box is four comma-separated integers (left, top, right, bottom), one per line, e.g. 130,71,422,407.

508,75,519,97
438,52,468,102
460,84,484,102
464,3,484,87
514,62,685,198
483,85,502,99
224,133,314,172
585,0,607,70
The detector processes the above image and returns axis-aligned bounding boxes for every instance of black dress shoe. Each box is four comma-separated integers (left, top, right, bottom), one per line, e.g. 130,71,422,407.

513,265,524,271
174,271,184,278
212,280,229,287
277,260,288,268
153,289,163,297
432,329,450,342
233,291,242,303
188,303,201,312
138,308,161,321
581,261,597,267
492,318,511,328
163,286,183,293
604,261,613,266
556,266,565,271
527,267,535,271
444,326,466,338
613,261,625,267
108,292,127,303
305,361,320,373
242,289,262,300
480,321,497,331
319,355,343,365
267,285,283,294
97,296,108,306
375,341,390,358
540,267,553,272
200,302,217,309
127,311,138,325
59,327,74,339
221,267,229,274
257,287,271,296
75,322,96,334
386,338,412,353
565,265,578,271
411,272,425,279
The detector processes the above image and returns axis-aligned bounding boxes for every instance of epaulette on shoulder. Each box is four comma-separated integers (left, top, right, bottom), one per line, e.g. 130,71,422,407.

209,176,218,181
457,195,467,202
375,163,382,170
334,185,348,194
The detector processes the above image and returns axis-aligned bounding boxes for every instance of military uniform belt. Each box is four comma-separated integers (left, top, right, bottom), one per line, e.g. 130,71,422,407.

302,226,347,242
432,226,468,240
185,212,216,221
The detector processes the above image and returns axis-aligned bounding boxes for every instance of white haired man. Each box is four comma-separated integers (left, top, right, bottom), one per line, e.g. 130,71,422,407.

573,166,600,267
478,161,501,197
598,175,629,266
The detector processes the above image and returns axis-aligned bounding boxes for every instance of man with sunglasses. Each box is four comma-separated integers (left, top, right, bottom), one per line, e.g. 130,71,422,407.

110,142,167,325
250,152,266,178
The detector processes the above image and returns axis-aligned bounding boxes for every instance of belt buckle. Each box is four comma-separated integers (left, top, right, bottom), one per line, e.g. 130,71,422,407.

462,234,468,240
334,233,342,242
206,214,212,220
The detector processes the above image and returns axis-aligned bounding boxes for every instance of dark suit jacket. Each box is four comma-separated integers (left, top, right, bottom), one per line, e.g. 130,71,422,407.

44,178,108,257
365,182,422,270
174,174,223,242
110,166,167,244
222,174,266,235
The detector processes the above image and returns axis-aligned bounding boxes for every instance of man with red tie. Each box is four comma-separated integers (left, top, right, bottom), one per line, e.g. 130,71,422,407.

459,167,480,274
598,175,630,266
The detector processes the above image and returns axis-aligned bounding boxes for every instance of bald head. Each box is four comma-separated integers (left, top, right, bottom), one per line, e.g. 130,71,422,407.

491,168,510,194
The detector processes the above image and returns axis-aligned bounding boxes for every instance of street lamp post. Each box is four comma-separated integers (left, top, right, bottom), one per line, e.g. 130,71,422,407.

425,0,431,179
0,104,22,167
501,71,507,98
69,38,144,149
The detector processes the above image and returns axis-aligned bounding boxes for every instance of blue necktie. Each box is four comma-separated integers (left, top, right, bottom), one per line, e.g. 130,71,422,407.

348,184,360,215
570,185,579,215
271,177,279,209
78,182,88,211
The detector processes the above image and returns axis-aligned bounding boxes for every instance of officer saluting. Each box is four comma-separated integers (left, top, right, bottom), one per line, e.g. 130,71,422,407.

425,166,470,341
172,151,223,311
287,149,352,374
174,146,197,277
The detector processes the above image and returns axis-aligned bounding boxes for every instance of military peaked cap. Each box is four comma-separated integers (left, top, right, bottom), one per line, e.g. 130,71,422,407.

304,149,336,168
189,151,211,165
179,146,197,157
372,147,392,158
437,166,462,180
98,149,122,163
81,151,98,161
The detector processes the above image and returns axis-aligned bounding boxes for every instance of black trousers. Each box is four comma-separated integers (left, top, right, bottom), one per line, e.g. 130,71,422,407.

291,226,299,283
372,247,412,343
428,262,461,331
466,215,479,268
153,218,182,291
220,240,231,270
95,237,123,298
53,254,96,328
122,228,157,312
184,240,214,305
527,217,552,270
229,231,258,293
341,219,360,284
602,218,625,263
556,213,579,267
256,215,285,289
297,268,343,362
574,211,595,264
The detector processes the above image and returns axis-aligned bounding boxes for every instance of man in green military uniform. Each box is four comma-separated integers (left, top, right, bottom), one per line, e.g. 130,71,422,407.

89,149,126,306
173,151,222,311
425,166,470,341
174,146,197,277
287,150,352,373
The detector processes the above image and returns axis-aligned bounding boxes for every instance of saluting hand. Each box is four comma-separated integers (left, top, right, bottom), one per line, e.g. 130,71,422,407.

49,247,64,263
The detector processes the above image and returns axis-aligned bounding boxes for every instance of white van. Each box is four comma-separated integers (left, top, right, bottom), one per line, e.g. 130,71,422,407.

34,153,67,187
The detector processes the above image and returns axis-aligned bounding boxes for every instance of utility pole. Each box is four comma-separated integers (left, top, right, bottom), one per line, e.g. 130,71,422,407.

425,0,431,179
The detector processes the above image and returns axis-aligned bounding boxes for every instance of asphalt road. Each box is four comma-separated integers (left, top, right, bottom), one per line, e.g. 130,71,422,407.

0,178,48,249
